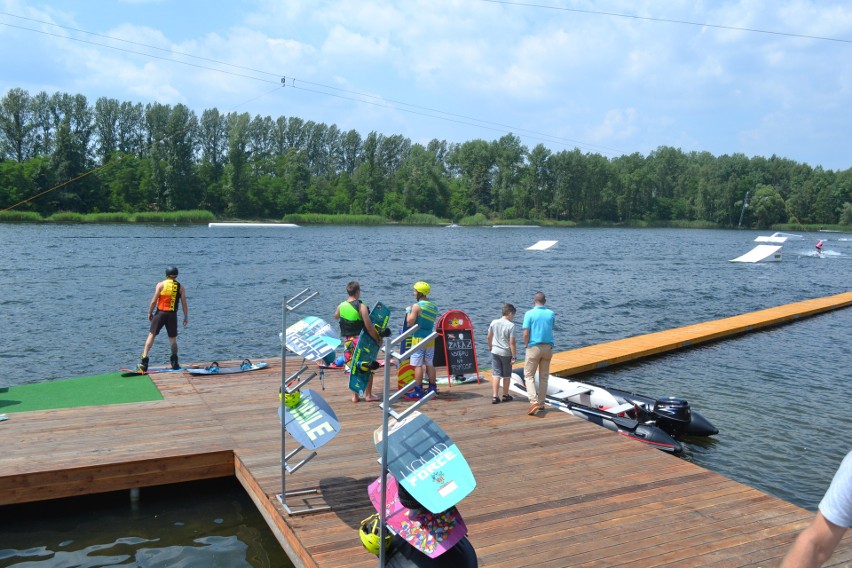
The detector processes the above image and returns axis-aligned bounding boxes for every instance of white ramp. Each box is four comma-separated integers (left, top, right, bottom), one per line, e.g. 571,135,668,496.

527,240,558,251
755,232,802,243
730,245,782,263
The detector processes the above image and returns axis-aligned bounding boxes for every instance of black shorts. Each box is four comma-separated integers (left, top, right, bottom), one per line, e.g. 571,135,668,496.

150,311,178,338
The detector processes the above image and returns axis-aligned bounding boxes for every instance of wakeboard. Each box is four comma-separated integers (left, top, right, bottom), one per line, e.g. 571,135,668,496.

397,311,417,394
348,302,391,396
368,473,467,558
282,316,341,364
278,388,340,450
119,365,195,377
374,410,476,514
185,359,268,375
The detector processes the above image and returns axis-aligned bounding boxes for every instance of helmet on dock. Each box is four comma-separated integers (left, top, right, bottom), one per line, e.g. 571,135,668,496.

413,281,430,296
359,513,391,555
283,390,301,409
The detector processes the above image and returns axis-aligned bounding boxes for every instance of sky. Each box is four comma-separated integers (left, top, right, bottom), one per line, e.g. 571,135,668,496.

1,0,851,170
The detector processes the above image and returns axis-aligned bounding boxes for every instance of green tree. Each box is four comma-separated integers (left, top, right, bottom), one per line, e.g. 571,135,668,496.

0,88,37,162
752,184,787,228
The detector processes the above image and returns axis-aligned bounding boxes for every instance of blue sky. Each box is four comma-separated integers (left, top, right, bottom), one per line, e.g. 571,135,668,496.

2,0,851,170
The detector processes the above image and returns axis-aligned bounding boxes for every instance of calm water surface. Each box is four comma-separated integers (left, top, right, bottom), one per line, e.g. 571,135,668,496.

0,224,850,564
0,478,292,567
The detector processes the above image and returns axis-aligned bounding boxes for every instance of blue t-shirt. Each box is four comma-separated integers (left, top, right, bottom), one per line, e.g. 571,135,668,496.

522,306,555,347
819,451,852,528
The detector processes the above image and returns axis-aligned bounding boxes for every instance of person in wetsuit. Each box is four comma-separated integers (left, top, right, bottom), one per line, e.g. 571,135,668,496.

138,266,188,372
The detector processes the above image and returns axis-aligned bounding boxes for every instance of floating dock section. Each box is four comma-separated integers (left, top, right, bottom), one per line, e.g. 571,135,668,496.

549,292,852,376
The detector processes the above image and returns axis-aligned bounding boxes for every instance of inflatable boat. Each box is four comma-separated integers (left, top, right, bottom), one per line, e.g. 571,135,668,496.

509,371,717,453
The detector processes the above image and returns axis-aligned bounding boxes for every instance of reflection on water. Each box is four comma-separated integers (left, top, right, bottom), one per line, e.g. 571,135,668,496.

0,478,294,568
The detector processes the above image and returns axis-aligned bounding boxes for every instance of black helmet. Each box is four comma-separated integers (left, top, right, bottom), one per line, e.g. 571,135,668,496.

165,266,179,277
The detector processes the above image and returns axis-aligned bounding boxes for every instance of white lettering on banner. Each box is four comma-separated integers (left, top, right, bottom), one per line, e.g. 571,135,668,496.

405,447,458,488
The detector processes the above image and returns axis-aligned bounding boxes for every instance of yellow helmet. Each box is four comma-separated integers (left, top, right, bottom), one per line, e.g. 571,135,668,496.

413,281,430,296
283,390,301,408
359,513,391,555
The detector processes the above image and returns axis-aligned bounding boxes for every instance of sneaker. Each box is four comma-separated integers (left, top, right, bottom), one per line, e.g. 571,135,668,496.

170,354,180,370
138,355,149,373
404,385,423,400
527,402,539,416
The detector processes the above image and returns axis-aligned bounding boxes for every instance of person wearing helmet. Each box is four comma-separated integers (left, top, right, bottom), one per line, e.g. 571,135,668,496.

137,266,188,372
333,281,382,402
406,281,439,395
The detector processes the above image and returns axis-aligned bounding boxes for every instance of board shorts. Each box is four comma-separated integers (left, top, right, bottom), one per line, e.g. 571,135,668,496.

410,346,434,367
343,336,360,363
149,310,178,338
491,353,512,379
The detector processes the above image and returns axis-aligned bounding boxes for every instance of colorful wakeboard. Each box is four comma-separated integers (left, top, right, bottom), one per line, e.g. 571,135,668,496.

282,316,341,363
278,388,340,450
120,365,196,377
397,311,417,393
348,302,391,396
368,473,467,558
185,360,268,375
374,410,476,514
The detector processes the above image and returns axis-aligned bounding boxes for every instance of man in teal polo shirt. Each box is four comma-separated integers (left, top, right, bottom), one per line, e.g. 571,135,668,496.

522,291,555,415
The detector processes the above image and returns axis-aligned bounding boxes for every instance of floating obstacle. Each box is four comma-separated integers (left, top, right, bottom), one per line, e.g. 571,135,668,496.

729,244,782,263
754,232,802,244
208,222,299,228
526,240,558,250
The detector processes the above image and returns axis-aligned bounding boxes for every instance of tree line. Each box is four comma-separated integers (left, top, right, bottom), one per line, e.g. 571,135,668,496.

1,87,851,228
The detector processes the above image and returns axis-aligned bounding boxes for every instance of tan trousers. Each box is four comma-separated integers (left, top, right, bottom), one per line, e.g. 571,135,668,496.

524,343,553,405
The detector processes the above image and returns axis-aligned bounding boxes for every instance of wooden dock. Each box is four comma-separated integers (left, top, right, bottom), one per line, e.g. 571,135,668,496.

2,293,852,567
549,291,852,376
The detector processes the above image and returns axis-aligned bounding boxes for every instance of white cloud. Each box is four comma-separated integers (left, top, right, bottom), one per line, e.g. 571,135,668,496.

2,0,852,168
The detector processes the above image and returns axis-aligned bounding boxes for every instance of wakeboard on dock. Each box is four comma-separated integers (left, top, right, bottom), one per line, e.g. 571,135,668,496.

283,316,341,363
119,365,196,377
368,473,467,558
396,311,417,394
278,388,340,450
185,359,268,375
373,410,475,514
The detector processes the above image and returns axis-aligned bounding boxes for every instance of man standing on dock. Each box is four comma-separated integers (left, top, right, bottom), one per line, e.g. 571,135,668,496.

138,266,188,372
523,291,555,416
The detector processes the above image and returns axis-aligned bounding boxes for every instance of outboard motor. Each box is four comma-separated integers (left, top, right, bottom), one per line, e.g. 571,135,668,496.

653,397,691,437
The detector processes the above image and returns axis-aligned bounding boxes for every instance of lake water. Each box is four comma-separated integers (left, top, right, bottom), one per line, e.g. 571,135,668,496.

0,223,850,564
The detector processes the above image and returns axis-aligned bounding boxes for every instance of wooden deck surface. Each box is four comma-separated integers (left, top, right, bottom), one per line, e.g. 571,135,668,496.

2,292,852,566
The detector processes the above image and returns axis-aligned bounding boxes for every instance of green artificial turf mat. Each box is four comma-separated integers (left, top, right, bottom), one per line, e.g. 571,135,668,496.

0,372,163,413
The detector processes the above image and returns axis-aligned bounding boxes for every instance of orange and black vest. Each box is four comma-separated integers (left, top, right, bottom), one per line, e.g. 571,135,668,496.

156,278,181,312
